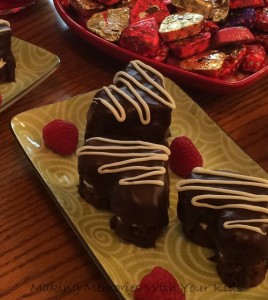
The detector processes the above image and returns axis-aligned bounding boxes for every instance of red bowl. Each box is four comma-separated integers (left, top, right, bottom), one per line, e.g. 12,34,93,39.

53,0,268,94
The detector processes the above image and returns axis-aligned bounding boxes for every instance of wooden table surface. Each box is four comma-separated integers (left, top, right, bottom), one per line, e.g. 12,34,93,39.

0,1,267,299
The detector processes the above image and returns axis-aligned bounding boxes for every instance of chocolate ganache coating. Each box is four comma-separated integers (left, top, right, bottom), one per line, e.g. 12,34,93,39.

0,20,16,83
177,167,268,288
84,60,176,145
77,137,170,248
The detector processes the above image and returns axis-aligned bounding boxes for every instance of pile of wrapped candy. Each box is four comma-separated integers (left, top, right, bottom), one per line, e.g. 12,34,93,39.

62,0,268,79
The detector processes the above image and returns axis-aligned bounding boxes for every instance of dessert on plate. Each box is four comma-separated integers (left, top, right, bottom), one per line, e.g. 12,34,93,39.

77,60,175,247
84,60,176,145
176,167,268,288
0,19,16,83
77,137,170,248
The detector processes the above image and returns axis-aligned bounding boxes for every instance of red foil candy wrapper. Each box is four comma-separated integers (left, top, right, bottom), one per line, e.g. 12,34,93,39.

119,18,160,57
129,0,170,25
240,44,267,72
211,26,255,48
211,0,230,23
87,8,129,42
203,20,220,34
229,0,265,8
169,32,211,58
153,42,170,62
178,46,248,79
220,45,247,79
255,33,268,50
159,13,204,42
69,0,104,17
178,50,226,78
255,8,268,32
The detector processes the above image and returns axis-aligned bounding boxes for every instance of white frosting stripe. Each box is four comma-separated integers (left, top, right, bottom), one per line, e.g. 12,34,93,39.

177,185,268,199
77,137,170,186
95,82,151,124
191,167,268,184
224,219,268,235
0,19,10,32
94,60,176,124
176,167,268,235
94,86,126,122
178,179,268,189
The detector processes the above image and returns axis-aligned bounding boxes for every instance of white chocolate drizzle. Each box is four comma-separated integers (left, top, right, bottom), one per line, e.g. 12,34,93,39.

0,19,11,32
77,137,170,186
176,167,268,235
93,60,176,125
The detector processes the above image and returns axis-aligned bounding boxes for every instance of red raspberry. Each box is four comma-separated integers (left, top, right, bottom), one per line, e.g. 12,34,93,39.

134,266,185,300
42,119,78,156
169,136,203,178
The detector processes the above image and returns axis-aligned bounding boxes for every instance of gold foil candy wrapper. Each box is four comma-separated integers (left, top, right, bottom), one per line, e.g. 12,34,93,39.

86,8,129,42
159,13,204,42
69,0,105,17
178,50,226,78
171,0,213,19
211,0,230,23
171,0,230,22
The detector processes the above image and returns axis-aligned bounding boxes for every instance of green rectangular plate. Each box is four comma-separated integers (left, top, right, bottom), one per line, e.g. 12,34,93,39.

0,37,60,112
11,79,268,299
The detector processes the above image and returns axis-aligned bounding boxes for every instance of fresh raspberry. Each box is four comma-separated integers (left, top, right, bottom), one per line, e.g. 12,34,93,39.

169,136,203,178
134,266,185,300
42,119,78,156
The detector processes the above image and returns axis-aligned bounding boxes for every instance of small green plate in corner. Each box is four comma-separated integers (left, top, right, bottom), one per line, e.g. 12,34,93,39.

0,37,60,113
10,78,268,300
